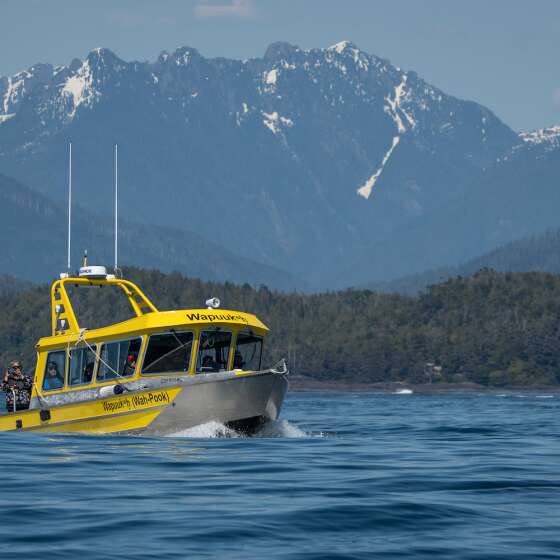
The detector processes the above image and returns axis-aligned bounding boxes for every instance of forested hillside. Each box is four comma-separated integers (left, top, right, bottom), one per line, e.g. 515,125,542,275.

0,173,302,289
1,267,559,387
370,229,560,295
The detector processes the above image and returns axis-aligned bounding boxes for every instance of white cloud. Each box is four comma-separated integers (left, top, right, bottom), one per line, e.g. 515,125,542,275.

193,0,256,20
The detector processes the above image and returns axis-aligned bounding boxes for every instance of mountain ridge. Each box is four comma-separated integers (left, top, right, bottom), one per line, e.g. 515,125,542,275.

0,41,557,288
0,172,304,289
365,228,560,295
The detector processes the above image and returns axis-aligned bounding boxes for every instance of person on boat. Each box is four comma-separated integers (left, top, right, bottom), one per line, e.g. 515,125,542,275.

1,360,33,412
83,362,95,383
233,351,245,369
43,361,64,391
122,353,137,376
201,355,217,372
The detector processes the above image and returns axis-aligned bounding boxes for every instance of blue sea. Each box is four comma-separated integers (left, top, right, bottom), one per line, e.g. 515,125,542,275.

1,392,560,559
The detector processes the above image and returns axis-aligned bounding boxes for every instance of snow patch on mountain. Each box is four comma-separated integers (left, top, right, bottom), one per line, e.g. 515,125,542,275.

327,40,370,71
385,75,416,134
357,136,400,199
265,69,278,85
236,102,251,126
61,60,99,118
520,126,560,150
329,40,352,54
2,75,27,114
0,113,15,124
262,111,293,135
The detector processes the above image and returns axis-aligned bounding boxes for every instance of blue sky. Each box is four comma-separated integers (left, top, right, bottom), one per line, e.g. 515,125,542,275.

1,0,558,131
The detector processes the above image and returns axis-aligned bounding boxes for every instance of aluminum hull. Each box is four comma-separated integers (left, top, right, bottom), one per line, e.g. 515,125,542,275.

144,369,289,435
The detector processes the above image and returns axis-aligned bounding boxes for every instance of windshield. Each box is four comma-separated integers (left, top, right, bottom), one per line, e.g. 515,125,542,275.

233,333,263,371
196,330,232,373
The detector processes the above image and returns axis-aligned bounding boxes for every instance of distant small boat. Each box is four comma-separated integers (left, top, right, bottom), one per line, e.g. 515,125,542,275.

393,388,413,395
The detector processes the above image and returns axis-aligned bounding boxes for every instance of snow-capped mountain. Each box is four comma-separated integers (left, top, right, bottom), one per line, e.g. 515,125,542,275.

519,125,560,153
0,41,554,288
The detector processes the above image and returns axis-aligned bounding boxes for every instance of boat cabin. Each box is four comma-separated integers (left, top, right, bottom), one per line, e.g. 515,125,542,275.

33,271,269,398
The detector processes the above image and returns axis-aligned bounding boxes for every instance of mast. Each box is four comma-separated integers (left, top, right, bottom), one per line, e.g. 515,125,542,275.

114,143,118,272
67,142,72,272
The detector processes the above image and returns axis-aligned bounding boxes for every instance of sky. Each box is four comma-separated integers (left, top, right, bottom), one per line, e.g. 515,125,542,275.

1,0,558,132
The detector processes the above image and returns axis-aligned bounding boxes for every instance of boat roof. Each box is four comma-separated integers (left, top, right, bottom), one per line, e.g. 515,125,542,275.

37,308,269,350
40,274,268,351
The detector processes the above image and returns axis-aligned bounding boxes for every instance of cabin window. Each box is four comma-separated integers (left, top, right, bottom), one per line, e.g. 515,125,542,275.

142,331,193,375
42,351,66,391
97,338,142,382
196,330,232,373
69,345,97,386
233,333,263,371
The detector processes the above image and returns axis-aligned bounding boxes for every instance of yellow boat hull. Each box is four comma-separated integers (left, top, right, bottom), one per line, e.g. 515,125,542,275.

0,387,181,434
0,370,289,435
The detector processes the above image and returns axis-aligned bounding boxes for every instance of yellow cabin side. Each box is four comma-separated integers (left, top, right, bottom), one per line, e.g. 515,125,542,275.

30,275,269,401
32,310,270,400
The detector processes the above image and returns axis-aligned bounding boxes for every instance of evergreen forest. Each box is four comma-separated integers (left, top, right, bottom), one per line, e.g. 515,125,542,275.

1,267,559,387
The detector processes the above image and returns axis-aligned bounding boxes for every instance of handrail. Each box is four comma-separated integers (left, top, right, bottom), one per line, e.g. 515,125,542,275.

51,276,158,337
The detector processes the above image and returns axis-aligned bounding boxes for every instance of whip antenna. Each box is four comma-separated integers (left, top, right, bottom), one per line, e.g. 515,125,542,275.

114,143,118,273
67,142,72,272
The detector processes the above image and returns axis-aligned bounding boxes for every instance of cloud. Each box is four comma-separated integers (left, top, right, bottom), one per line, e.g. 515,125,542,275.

193,0,256,20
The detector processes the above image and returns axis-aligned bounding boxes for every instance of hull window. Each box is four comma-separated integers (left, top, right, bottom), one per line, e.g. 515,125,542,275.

42,351,66,391
97,338,142,381
142,331,194,375
234,334,263,371
69,345,97,386
196,331,232,373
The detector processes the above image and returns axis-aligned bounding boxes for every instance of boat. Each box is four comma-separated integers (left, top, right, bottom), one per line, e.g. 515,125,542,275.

0,265,289,435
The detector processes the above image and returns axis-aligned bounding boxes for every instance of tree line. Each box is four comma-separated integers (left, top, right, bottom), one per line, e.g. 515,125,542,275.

1,267,559,387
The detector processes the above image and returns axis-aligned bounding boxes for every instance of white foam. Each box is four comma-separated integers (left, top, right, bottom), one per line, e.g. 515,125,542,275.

167,421,239,438
164,419,308,439
255,419,307,438
393,388,413,395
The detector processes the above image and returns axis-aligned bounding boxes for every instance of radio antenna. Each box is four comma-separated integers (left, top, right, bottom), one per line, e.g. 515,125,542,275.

114,143,119,273
67,142,72,272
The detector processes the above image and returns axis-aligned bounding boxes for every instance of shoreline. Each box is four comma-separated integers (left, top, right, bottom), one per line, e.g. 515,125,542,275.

288,376,560,394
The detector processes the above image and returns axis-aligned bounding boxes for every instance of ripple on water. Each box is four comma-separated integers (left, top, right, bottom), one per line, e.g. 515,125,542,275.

1,393,560,559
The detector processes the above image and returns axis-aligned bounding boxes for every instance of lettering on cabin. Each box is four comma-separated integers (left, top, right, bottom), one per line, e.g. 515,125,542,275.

185,312,249,324
102,391,171,413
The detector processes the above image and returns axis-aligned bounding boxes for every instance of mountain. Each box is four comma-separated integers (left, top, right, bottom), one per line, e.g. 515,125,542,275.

0,41,527,288
367,226,560,294
371,123,560,279
0,173,303,289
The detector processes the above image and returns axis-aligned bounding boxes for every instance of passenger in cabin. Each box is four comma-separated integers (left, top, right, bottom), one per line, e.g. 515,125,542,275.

84,362,95,384
122,353,137,376
43,361,64,391
201,355,217,372
233,352,245,370
1,360,33,412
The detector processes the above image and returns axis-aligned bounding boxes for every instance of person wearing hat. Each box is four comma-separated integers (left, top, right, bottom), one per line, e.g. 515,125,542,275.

43,361,64,391
1,360,33,413
122,353,137,377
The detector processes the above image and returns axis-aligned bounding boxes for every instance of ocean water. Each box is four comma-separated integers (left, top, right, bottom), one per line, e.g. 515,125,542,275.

1,392,560,559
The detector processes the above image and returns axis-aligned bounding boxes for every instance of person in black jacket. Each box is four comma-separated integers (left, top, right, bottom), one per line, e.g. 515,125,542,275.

1,360,33,413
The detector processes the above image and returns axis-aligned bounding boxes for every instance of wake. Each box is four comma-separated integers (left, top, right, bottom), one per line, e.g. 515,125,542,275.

166,419,308,439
